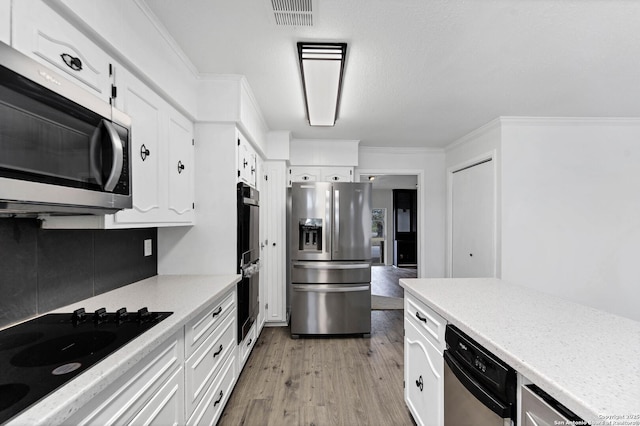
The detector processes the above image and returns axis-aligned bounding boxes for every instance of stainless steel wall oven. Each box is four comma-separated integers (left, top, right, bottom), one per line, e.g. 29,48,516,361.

0,41,131,215
237,183,259,343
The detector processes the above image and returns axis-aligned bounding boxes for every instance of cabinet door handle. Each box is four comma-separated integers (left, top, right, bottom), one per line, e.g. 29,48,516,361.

177,160,185,174
211,306,223,318
213,390,224,407
61,53,82,71
416,375,423,392
140,144,150,161
415,311,427,324
243,159,248,168
213,344,223,358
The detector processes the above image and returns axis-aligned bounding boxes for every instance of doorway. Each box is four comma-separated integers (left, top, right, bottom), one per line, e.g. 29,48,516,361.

360,174,419,305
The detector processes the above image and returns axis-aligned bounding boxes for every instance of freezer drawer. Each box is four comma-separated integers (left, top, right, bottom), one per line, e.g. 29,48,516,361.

291,261,371,284
291,283,371,336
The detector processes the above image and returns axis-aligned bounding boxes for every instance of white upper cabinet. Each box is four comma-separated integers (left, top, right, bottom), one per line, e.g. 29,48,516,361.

12,0,114,104
237,129,258,188
0,0,10,45
287,166,354,186
110,68,194,227
166,109,195,221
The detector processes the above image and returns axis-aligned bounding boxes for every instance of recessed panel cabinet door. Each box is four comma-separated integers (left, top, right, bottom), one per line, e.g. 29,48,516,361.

405,319,444,426
12,0,113,103
114,70,162,223
451,159,495,278
166,111,194,222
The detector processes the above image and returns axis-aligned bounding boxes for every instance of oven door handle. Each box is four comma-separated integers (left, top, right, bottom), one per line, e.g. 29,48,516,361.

443,350,512,418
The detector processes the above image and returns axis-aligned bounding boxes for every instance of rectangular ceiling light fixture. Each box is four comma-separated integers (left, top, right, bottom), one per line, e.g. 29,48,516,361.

297,42,347,126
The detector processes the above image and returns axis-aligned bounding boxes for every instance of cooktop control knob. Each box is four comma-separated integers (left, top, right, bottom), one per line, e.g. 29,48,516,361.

94,307,108,324
115,307,128,324
137,307,151,323
71,308,86,325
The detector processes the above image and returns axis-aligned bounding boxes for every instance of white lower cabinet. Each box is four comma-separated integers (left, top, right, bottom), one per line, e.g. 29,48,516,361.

187,354,237,426
128,366,185,426
67,330,185,425
404,293,446,426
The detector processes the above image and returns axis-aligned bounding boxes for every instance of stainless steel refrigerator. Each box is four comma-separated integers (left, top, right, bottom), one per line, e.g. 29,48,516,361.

289,181,372,337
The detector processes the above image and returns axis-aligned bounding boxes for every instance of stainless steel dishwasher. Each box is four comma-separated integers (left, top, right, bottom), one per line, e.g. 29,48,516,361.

521,384,586,426
444,324,517,426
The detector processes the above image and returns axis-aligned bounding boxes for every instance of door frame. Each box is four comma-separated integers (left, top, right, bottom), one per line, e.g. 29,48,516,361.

446,150,499,278
356,168,423,278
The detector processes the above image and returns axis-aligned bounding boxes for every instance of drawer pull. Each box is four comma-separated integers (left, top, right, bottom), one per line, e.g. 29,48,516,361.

213,390,224,407
247,338,252,347
416,375,423,391
212,307,223,318
213,344,223,358
415,311,427,324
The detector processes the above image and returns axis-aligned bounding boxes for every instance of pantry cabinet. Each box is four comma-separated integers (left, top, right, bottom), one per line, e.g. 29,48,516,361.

404,292,446,426
263,161,288,324
12,0,115,104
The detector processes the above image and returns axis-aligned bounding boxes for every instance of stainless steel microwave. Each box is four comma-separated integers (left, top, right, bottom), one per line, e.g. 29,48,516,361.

0,41,131,215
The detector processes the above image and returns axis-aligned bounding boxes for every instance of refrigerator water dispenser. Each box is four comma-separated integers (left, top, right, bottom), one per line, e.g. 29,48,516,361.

299,218,323,251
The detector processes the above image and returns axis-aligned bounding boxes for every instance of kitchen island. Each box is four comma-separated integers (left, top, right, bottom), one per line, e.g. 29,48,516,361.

6,274,240,425
400,278,640,425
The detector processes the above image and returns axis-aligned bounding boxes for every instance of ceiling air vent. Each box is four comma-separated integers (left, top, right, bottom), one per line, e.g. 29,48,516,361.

270,0,313,26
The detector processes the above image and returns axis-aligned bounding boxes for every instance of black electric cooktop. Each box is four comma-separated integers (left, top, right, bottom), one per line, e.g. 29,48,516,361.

0,307,172,424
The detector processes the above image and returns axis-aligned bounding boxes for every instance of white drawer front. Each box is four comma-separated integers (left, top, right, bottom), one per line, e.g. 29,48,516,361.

70,331,184,426
185,290,234,357
405,292,446,351
187,354,237,426
239,322,256,369
185,312,235,416
128,366,185,426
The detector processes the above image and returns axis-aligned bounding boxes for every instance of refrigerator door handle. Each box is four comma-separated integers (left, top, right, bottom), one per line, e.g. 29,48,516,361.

325,188,332,256
334,189,340,255
292,284,370,293
292,262,371,270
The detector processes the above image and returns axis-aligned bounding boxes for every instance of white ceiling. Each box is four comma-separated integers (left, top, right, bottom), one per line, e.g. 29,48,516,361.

145,0,640,148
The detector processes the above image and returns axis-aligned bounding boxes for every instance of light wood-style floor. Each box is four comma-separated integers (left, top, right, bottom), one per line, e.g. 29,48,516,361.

371,265,417,298
219,310,415,426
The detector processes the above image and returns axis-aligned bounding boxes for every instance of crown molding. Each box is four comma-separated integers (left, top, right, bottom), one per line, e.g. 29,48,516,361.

359,146,443,155
134,0,200,78
444,118,502,153
499,116,640,127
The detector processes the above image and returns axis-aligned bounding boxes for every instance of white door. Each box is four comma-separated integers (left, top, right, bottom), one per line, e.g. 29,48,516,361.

451,159,495,277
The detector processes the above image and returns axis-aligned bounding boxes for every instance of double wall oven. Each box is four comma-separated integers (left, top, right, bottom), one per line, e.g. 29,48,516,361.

237,183,260,343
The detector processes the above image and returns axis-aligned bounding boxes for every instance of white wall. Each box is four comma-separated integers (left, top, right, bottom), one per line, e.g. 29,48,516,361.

158,123,237,275
500,118,640,321
358,147,446,278
290,139,360,166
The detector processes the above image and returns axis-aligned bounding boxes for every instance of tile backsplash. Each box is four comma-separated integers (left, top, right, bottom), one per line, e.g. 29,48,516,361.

0,218,157,328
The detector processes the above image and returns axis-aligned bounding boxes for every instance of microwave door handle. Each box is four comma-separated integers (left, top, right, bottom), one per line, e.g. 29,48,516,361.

100,120,124,192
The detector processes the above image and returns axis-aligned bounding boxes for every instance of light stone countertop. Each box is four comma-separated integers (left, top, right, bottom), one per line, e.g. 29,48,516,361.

6,274,240,426
400,277,640,425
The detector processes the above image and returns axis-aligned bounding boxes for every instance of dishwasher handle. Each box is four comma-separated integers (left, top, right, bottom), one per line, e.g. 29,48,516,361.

444,350,512,419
